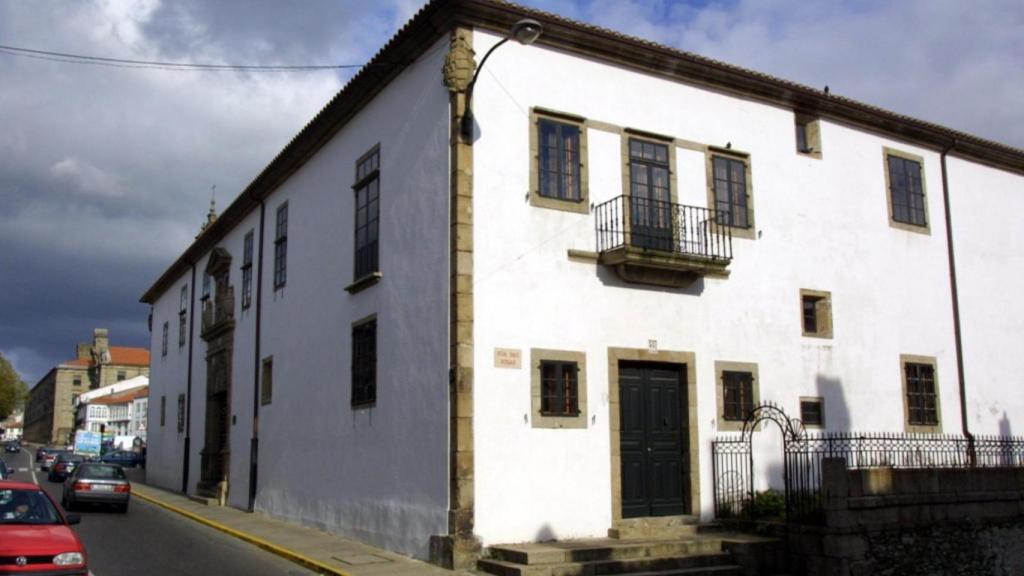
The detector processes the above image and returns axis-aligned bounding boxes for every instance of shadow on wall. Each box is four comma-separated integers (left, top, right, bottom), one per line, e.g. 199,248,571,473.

816,374,850,433
594,264,706,296
1000,411,1015,466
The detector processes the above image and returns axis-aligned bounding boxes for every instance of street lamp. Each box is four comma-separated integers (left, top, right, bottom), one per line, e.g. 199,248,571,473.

460,19,543,139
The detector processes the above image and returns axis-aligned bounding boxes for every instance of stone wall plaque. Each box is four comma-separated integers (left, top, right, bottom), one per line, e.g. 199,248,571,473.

494,348,522,369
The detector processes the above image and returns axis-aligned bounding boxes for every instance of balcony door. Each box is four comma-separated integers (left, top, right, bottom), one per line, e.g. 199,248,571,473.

629,138,673,252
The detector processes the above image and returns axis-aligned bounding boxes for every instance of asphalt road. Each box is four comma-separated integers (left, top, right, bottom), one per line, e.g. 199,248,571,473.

2,447,315,576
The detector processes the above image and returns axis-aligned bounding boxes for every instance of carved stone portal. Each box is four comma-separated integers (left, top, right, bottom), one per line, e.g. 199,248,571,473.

199,247,235,499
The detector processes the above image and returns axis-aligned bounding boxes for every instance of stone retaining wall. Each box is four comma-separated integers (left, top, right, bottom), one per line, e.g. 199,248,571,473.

784,459,1024,575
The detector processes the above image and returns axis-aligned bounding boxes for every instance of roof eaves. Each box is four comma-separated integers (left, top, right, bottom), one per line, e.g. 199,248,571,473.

140,0,456,304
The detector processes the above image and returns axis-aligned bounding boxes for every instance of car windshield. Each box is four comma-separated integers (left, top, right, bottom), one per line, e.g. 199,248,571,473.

0,489,62,525
79,465,127,480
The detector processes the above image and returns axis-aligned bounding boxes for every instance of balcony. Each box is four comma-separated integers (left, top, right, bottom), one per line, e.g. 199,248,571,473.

595,195,732,288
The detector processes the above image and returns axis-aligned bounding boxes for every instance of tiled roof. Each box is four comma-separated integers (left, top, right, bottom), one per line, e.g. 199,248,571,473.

61,346,150,369
110,347,150,366
91,387,149,405
141,0,1024,304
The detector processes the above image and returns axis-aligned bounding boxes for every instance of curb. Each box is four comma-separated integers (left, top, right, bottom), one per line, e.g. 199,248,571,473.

133,489,352,576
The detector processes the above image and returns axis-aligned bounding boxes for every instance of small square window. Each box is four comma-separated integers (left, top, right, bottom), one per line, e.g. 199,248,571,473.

540,361,580,417
722,371,754,422
800,289,833,339
800,397,824,428
530,349,588,429
117,371,126,382
716,361,760,432
795,114,822,158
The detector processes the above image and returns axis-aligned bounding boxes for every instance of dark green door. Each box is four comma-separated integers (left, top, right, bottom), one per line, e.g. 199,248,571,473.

620,362,688,518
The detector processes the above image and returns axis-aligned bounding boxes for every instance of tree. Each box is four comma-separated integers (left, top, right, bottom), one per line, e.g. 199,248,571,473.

0,353,28,420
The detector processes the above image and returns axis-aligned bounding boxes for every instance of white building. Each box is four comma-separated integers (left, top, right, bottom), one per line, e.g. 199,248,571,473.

74,377,148,436
131,393,148,443
141,0,1024,569
1,410,23,441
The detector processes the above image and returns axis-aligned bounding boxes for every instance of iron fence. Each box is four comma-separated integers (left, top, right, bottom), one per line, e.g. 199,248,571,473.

594,195,733,261
713,422,1024,524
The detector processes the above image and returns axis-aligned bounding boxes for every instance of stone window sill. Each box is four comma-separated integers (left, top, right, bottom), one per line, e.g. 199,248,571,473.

345,272,382,294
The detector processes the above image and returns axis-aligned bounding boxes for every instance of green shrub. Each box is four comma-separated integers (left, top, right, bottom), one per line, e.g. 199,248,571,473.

746,489,785,519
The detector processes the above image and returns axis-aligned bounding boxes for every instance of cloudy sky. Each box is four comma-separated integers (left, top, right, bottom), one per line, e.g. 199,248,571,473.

1,0,1021,386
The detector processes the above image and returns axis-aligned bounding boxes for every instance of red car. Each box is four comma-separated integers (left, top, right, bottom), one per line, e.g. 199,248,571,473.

0,481,87,575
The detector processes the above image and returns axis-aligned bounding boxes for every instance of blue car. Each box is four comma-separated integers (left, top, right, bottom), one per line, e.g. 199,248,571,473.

100,450,144,468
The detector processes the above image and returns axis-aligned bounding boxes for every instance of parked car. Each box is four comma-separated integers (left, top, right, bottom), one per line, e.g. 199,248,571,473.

48,454,86,483
99,450,144,468
0,480,87,574
40,450,69,472
0,460,9,480
62,463,131,513
3,441,19,454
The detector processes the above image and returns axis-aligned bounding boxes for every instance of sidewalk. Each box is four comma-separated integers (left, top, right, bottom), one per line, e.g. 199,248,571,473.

130,479,471,576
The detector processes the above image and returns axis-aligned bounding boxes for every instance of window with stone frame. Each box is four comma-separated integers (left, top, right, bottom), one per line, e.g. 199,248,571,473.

711,154,751,230
117,371,126,381
241,230,254,310
795,113,822,158
801,289,833,339
800,397,824,428
722,370,754,422
351,317,376,408
529,109,589,214
274,203,288,289
886,153,927,228
628,137,674,251
353,147,380,281
905,362,938,426
530,349,588,429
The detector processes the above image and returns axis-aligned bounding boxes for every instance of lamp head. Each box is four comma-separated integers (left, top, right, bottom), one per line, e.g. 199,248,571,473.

510,19,543,45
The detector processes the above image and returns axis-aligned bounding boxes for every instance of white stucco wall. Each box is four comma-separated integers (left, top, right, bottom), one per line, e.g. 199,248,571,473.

147,274,194,491
247,38,451,559
145,37,452,560
467,29,990,545
947,157,1024,436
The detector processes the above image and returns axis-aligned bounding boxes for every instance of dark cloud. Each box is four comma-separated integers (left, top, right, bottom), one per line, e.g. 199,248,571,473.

1,0,1019,386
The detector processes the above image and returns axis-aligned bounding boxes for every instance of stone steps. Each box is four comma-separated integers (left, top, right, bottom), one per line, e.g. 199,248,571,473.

477,537,744,576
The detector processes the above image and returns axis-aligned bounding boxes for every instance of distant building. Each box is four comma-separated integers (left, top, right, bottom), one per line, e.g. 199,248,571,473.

73,375,149,436
24,329,149,444
1,410,23,441
78,385,149,438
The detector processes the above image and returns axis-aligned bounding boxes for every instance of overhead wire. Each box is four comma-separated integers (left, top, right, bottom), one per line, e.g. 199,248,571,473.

0,43,375,72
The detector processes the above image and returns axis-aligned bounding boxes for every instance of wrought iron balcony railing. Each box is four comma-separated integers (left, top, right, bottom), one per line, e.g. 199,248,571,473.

595,195,734,262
